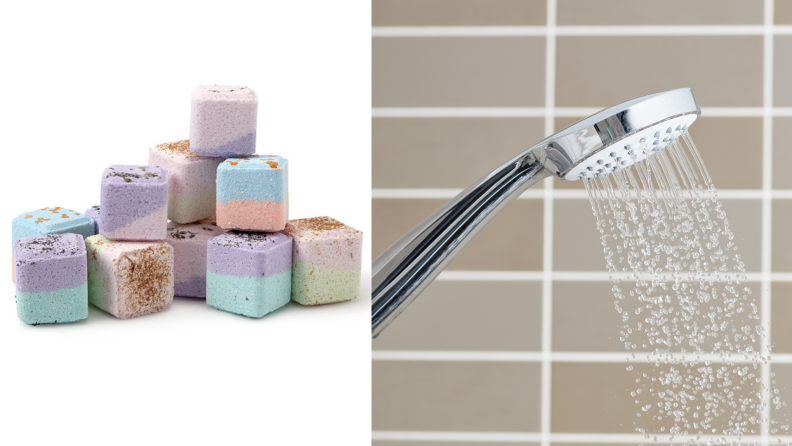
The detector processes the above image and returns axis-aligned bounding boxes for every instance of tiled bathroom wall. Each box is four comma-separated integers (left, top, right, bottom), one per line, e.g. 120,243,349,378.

372,0,792,444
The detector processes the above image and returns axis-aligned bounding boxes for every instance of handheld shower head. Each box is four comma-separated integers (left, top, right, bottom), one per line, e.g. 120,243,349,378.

372,88,702,338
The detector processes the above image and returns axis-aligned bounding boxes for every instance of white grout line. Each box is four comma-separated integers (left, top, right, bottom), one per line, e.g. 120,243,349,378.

373,350,544,362
373,188,792,199
540,3,556,446
762,0,775,441
373,431,543,442
372,26,549,37
433,270,792,282
372,430,792,443
372,107,547,117
372,25,792,37
372,350,792,364
372,106,792,118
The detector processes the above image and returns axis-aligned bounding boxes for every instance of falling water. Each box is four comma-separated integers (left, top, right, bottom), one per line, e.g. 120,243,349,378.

583,130,789,445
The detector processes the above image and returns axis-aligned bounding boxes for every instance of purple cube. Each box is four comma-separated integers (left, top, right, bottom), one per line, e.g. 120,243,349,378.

100,165,168,241
165,221,226,298
85,205,101,233
14,233,88,325
206,232,292,318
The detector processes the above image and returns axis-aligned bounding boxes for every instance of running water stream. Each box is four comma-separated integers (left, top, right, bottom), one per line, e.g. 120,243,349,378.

582,130,789,445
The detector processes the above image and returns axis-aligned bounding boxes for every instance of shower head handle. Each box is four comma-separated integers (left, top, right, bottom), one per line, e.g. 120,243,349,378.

372,88,701,338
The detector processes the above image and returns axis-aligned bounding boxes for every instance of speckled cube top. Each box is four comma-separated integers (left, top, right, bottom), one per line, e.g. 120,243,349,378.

149,139,200,163
217,155,288,203
208,231,292,278
15,233,85,262
12,207,95,253
284,217,363,271
192,85,257,102
102,165,167,184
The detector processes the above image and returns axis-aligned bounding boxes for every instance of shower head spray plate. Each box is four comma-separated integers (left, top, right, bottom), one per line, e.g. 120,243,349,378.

538,88,701,181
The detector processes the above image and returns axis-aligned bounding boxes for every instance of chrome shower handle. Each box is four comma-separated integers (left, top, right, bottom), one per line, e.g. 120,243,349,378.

371,145,551,338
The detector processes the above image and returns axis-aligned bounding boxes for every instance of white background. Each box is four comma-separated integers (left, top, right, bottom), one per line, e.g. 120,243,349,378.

0,1,371,444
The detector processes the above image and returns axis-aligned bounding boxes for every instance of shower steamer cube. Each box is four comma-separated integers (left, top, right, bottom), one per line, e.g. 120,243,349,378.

206,232,292,318
12,207,95,282
85,234,174,319
284,217,362,305
100,165,168,241
216,155,288,232
85,205,101,234
14,234,88,325
165,221,225,298
148,140,223,224
189,85,257,157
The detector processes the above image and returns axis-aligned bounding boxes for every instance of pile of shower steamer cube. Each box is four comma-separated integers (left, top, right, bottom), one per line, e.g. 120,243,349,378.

10,84,363,325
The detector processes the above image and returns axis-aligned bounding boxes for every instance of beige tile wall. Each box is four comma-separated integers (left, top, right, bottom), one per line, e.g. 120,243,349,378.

372,0,792,443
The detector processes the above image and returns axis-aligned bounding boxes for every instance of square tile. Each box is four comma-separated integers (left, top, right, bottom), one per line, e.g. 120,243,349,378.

373,198,544,271
552,362,760,433
773,200,792,272
373,280,542,351
685,117,763,190
557,0,763,25
373,117,546,188
710,200,762,272
554,199,762,272
772,282,792,354
774,118,792,189
552,198,609,271
777,0,792,24
372,0,546,26
553,281,762,352
556,36,763,108
771,364,792,428
373,37,545,107
372,361,541,431
552,281,624,351
775,36,792,107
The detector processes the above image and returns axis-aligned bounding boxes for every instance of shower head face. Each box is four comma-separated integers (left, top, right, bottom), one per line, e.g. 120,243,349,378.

540,88,701,181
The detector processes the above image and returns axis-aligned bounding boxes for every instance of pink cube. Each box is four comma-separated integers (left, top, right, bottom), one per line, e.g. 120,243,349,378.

149,140,223,224
189,85,257,157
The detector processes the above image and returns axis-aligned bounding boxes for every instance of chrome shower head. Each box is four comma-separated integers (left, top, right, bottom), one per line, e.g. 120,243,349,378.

542,88,700,181
372,88,701,338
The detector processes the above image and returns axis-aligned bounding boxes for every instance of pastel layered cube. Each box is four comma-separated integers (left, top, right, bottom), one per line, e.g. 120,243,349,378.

14,234,88,325
86,234,174,319
216,155,288,232
12,207,95,282
148,140,223,224
189,85,257,157
207,232,292,318
100,165,168,241
165,221,225,298
85,205,101,233
284,217,362,305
